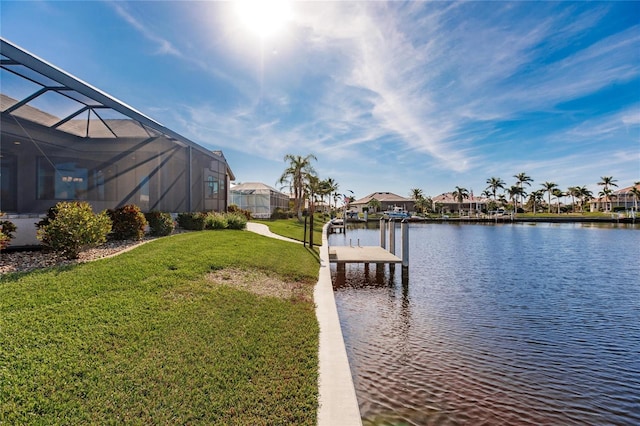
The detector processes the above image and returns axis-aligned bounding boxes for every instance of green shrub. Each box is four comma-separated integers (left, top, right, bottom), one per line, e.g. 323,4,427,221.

271,208,288,220
37,201,112,259
176,212,206,230
226,212,248,230
36,205,59,229
0,233,9,250
228,204,252,220
145,211,175,236
0,212,16,250
205,212,228,230
107,204,147,240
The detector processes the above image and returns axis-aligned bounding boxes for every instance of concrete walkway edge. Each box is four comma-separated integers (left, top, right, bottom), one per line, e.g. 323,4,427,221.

316,223,362,425
245,222,302,244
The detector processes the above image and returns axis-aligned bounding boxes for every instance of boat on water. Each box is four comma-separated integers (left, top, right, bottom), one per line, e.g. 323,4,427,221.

383,207,411,219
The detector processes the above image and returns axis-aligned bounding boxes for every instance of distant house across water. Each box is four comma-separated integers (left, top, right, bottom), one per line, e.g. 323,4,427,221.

349,192,415,213
431,193,491,215
589,183,640,212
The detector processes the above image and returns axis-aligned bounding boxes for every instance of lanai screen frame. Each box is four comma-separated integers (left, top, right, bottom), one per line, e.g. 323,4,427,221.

1,37,234,214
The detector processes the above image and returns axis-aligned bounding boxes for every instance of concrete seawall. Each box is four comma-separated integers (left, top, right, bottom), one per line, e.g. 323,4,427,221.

316,223,362,426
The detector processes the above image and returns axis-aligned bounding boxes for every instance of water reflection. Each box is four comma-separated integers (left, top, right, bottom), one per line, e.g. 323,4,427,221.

331,223,640,426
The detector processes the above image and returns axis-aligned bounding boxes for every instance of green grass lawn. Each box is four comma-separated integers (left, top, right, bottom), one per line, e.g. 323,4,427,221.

254,215,326,246
0,230,319,425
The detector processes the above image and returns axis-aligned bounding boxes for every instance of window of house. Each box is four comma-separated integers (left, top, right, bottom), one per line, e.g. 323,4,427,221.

37,157,116,201
37,158,88,200
139,175,150,203
206,175,218,199
1,154,17,212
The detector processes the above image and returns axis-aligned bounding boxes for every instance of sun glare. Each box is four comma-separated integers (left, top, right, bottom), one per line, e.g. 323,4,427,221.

234,0,292,38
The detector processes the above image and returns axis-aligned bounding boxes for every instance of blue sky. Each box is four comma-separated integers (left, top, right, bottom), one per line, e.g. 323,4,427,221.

2,1,639,201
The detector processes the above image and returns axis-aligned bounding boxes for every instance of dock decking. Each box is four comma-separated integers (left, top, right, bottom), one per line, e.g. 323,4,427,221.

328,246,402,264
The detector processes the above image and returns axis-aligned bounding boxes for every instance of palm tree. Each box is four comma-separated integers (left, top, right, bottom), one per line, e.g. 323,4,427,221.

576,186,593,213
552,188,565,214
414,196,431,215
598,188,613,212
567,186,580,213
514,172,533,210
452,186,469,216
323,178,339,213
485,177,505,200
541,181,558,213
506,185,525,212
597,176,618,212
410,188,424,200
410,188,425,214
630,182,640,212
277,154,317,221
332,191,341,211
528,190,544,214
367,198,381,213
303,175,323,247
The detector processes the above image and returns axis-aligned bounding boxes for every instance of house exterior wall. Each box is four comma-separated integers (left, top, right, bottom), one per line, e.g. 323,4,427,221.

1,116,230,245
589,195,638,212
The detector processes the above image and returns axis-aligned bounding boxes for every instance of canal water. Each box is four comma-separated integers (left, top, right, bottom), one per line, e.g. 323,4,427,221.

330,222,640,425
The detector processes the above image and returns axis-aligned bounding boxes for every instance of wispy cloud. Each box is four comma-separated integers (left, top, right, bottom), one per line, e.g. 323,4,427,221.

108,1,182,57
564,105,640,140
106,0,260,99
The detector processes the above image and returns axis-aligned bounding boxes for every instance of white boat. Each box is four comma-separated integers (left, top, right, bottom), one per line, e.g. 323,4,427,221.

383,207,410,219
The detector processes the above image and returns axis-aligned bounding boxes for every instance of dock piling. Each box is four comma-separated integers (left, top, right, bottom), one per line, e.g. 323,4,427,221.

389,219,396,255
380,218,386,249
401,219,409,269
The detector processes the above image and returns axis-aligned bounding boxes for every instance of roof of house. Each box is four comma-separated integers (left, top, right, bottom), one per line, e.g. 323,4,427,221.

1,37,235,179
613,183,640,195
230,182,286,195
351,192,413,205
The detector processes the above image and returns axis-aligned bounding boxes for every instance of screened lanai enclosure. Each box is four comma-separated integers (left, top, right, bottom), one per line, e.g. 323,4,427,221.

1,38,234,246
230,182,289,219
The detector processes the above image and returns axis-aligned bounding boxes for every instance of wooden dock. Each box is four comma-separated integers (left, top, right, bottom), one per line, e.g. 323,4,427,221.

329,246,402,264
328,220,345,234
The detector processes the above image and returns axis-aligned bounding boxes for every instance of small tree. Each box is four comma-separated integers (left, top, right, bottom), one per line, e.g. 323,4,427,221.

37,201,112,259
